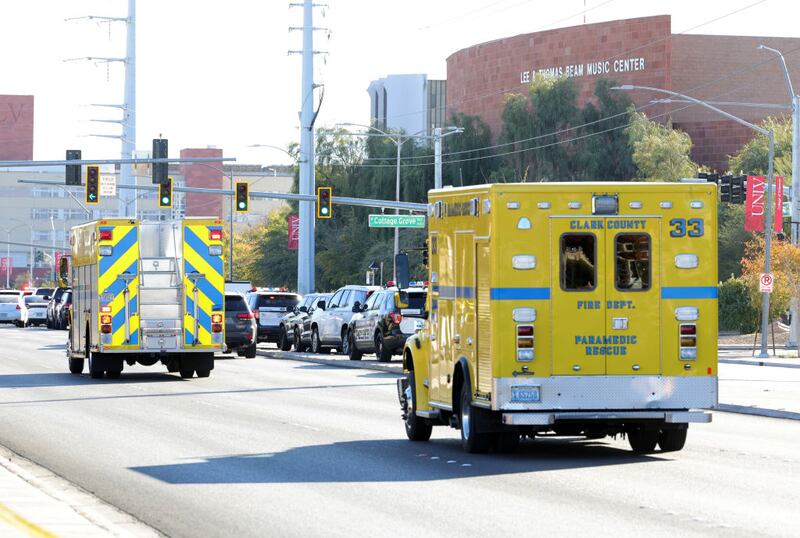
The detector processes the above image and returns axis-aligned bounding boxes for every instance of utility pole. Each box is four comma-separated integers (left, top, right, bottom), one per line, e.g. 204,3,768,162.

289,0,328,294
66,0,137,218
434,127,443,190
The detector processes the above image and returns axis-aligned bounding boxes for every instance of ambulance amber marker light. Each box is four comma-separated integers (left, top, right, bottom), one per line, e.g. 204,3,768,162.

211,314,223,324
100,315,112,324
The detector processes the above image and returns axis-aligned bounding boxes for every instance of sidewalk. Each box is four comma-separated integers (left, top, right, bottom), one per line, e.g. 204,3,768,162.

258,348,800,421
0,445,160,538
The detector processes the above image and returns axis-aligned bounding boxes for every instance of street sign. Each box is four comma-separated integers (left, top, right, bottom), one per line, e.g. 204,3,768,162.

368,214,426,228
100,175,116,197
759,272,774,293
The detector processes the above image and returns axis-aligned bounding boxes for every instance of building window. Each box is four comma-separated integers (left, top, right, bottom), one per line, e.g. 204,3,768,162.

32,187,59,198
31,208,59,220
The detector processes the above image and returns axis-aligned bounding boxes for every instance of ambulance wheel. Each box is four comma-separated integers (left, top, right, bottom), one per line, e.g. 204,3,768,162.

88,353,104,379
404,371,432,442
492,432,520,454
106,369,122,379
346,331,362,360
459,383,491,454
196,368,211,378
627,427,659,454
658,427,688,452
68,358,84,374
179,366,195,378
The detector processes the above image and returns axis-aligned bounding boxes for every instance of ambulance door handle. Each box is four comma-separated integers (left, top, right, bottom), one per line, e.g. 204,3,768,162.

454,334,461,344
431,333,436,341
466,337,473,346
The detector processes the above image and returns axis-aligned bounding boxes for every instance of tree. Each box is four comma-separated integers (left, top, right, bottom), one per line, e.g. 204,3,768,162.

232,208,296,288
442,112,496,186
718,203,752,281
728,116,792,181
625,109,698,181
740,235,800,323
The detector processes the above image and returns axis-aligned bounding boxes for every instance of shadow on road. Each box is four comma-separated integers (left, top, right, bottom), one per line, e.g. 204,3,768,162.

37,343,69,350
0,372,184,388
130,437,662,484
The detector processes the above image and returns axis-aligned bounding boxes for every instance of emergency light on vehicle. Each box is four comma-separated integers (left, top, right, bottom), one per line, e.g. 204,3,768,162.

517,324,534,361
100,306,111,313
99,230,113,241
592,194,618,215
209,229,223,241
211,313,223,333
100,314,113,334
679,323,697,360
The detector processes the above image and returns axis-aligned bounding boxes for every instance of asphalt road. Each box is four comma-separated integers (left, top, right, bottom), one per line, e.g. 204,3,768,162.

0,324,798,537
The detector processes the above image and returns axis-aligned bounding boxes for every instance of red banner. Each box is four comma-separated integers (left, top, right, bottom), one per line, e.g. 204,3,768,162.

287,215,299,251
0,257,9,276
745,175,783,233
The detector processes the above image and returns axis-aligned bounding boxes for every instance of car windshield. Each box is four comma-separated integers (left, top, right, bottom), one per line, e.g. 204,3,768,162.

254,294,300,309
225,295,248,312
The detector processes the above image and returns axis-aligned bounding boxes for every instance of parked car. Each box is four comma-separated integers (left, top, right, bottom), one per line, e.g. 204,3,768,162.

277,293,320,351
0,290,22,324
224,293,257,358
46,287,70,329
18,295,49,327
247,291,301,345
297,294,332,352
346,286,427,361
307,285,380,354
54,290,72,330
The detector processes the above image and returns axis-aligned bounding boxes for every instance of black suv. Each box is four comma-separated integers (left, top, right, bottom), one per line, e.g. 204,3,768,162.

346,287,427,362
224,293,257,358
47,287,70,329
248,291,301,344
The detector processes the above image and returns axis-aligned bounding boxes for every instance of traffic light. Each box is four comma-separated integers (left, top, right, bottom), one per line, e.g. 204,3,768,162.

719,174,731,203
152,138,168,185
85,165,100,204
66,150,81,186
317,186,332,219
731,175,745,204
422,240,429,266
235,182,249,212
158,176,173,208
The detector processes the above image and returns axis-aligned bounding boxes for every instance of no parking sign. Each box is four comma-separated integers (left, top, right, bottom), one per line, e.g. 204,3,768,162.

759,273,774,293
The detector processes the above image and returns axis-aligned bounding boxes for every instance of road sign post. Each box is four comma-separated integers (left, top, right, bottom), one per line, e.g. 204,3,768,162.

368,214,426,228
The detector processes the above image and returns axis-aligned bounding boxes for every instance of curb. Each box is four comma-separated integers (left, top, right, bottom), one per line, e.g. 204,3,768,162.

717,403,800,421
718,345,798,353
257,349,403,374
720,358,800,369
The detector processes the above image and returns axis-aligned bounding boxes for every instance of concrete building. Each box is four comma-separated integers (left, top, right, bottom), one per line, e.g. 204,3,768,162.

367,74,447,136
446,15,800,171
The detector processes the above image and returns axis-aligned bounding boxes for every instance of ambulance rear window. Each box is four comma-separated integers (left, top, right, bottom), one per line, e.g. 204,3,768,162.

560,234,596,291
615,234,651,291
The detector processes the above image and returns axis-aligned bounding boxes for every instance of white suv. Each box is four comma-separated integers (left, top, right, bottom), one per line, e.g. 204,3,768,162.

309,285,379,353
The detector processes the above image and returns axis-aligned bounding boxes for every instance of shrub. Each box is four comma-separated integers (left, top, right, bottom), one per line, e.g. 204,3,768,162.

718,276,759,333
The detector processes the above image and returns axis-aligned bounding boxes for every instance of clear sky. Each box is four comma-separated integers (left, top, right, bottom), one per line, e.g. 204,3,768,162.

1,0,797,166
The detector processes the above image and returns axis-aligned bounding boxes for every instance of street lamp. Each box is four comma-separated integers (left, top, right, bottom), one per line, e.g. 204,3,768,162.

757,44,800,347
612,84,776,358
338,123,463,281
5,221,27,288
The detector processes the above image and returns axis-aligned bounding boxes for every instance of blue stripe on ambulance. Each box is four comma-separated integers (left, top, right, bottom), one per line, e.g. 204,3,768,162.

184,227,223,275
98,227,138,274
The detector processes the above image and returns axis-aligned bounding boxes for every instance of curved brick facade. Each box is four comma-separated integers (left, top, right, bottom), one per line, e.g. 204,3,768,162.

0,95,33,160
446,15,800,172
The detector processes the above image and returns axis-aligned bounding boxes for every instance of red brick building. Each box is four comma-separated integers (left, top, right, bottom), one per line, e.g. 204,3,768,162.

180,148,224,217
446,15,800,172
0,95,34,160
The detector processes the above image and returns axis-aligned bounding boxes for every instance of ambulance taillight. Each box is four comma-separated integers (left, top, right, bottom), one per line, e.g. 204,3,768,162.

99,230,113,241
100,314,113,334
680,324,697,360
517,324,534,361
211,313,224,333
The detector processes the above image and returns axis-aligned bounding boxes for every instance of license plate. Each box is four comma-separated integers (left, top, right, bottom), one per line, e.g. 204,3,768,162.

511,386,541,403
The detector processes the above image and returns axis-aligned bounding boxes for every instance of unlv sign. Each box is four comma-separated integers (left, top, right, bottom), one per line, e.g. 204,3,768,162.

745,175,783,232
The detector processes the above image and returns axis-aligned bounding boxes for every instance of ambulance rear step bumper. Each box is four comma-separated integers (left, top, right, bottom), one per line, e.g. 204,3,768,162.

501,410,711,426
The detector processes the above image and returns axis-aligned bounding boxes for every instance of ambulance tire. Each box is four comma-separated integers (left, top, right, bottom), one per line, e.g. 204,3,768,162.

627,427,659,454
196,368,211,378
106,368,122,379
179,366,195,378
68,358,84,374
658,427,688,452
404,370,432,442
88,353,104,379
459,383,491,454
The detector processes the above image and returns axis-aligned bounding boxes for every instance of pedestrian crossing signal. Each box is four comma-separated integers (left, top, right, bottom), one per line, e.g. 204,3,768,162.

159,177,173,208
317,186,332,219
85,166,100,204
235,182,249,212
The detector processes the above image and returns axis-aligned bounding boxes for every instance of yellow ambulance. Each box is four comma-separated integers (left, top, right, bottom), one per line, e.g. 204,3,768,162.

397,181,717,454
67,218,225,379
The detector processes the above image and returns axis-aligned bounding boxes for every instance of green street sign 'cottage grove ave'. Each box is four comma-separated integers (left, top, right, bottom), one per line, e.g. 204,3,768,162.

368,214,426,228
